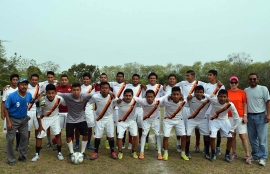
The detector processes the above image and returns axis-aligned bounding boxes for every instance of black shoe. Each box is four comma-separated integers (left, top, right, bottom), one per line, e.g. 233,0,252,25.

8,162,15,166
211,154,216,162
18,156,27,162
82,153,87,159
68,153,74,161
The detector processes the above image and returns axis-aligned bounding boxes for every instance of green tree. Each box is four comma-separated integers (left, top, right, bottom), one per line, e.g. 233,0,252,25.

68,63,100,82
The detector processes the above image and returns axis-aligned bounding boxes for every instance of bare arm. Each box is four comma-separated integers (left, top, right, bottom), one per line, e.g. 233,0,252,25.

1,101,5,120
265,100,270,123
243,103,248,123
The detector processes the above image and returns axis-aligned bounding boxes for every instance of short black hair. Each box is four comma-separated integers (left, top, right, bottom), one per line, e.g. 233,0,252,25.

83,72,91,79
146,89,155,96
208,70,218,76
100,82,110,88
124,89,133,96
132,74,140,79
72,82,81,88
171,86,181,93
248,73,258,79
30,73,39,79
168,74,177,79
148,72,158,79
60,74,68,79
186,70,195,76
46,84,56,91
117,72,124,77
100,73,107,78
10,74,19,81
47,71,55,76
218,89,228,96
195,85,204,92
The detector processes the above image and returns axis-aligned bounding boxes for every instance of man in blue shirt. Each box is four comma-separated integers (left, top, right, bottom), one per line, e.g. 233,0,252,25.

3,78,33,166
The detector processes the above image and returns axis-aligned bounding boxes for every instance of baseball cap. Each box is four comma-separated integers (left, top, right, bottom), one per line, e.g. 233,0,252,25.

229,76,238,82
17,78,29,84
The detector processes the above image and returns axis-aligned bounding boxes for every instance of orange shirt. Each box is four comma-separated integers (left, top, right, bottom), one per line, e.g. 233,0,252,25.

228,89,247,118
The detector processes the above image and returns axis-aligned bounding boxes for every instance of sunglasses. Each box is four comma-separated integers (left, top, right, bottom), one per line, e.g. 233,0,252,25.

249,78,257,81
230,82,238,84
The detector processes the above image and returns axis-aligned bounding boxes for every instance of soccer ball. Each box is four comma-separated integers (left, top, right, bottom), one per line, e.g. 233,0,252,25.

71,152,84,164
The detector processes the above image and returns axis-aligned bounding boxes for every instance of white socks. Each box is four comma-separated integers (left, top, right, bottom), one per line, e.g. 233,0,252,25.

67,141,74,154
81,141,87,154
156,135,161,153
140,134,146,152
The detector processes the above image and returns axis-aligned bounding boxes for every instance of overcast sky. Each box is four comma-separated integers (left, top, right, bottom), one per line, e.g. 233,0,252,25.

1,0,269,71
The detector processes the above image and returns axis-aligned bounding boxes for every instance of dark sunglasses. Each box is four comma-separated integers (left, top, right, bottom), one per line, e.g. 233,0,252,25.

230,82,238,84
249,78,257,81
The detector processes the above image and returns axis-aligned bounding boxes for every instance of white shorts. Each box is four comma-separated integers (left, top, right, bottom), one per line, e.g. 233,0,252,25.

117,120,138,138
229,117,247,134
28,110,38,131
94,118,114,138
183,107,190,127
142,118,160,136
85,107,95,128
163,118,186,137
59,113,67,129
113,109,119,126
186,118,209,136
209,119,232,138
37,116,61,138
135,107,143,128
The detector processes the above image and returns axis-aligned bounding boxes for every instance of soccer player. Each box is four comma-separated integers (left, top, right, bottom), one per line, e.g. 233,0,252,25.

162,87,189,161
4,78,33,166
203,70,225,155
162,74,177,96
116,89,139,159
134,90,167,160
89,82,118,160
74,73,95,150
1,74,20,150
207,89,239,162
58,82,94,160
31,84,65,161
186,85,210,159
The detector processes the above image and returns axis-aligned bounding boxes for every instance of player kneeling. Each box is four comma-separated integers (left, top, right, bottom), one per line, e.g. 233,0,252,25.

163,87,189,161
32,84,65,162
117,89,139,159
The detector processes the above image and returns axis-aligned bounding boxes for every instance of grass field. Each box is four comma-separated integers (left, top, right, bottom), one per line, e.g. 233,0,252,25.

0,107,269,174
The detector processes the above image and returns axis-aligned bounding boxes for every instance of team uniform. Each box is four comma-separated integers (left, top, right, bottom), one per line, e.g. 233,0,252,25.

27,84,39,131
81,84,95,128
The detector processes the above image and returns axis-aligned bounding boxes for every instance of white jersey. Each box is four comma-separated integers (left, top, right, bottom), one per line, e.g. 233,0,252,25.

162,85,176,96
2,87,18,101
89,93,118,120
117,99,139,122
81,84,95,110
187,96,210,119
39,81,56,94
163,98,186,120
41,95,65,117
124,84,143,98
27,83,40,111
143,84,163,98
109,82,126,109
176,80,205,98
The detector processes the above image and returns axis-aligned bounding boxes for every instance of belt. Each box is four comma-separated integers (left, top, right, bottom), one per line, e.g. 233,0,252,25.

248,112,265,115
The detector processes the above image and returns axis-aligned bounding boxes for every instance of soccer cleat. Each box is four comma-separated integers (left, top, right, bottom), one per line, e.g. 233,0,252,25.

145,143,149,150
18,156,27,162
87,144,95,150
195,146,200,153
82,153,87,159
8,162,15,166
46,142,52,148
246,156,252,165
163,153,168,161
105,140,110,149
73,144,79,150
128,143,132,150
58,152,64,161
118,152,123,160
90,153,99,160
231,152,238,159
110,152,118,159
31,154,40,162
139,152,144,159
157,153,163,160
205,154,211,160
224,155,232,162
176,145,181,152
122,144,126,149
132,152,138,159
259,159,266,166
181,153,189,161
210,154,216,162
68,153,74,161
216,147,221,155
186,153,192,159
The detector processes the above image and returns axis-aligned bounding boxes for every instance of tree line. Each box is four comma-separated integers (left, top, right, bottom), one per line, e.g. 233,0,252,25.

1,41,270,90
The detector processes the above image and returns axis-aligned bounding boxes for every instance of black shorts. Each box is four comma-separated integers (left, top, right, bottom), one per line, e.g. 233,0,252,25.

66,121,88,138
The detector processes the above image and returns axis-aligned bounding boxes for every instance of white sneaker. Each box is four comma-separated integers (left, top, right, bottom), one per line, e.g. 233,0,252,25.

58,152,64,161
128,143,132,150
31,153,40,162
259,159,266,166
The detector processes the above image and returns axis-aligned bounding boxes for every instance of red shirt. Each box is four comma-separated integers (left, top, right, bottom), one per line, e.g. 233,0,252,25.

56,85,72,113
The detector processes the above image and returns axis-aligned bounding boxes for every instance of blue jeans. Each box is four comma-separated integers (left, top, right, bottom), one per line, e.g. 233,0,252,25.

247,113,268,160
